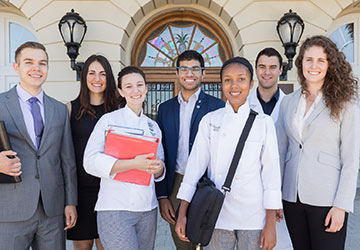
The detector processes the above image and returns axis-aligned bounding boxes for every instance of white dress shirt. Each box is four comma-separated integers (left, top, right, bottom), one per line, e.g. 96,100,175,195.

177,101,282,230
176,88,201,175
293,92,323,140
84,105,165,212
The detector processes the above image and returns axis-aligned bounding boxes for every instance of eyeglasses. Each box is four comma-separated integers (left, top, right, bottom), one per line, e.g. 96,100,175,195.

177,66,204,75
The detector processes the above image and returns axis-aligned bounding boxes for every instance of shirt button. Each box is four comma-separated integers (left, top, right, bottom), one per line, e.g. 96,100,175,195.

299,144,302,149
234,196,239,200
218,174,222,178
35,175,39,179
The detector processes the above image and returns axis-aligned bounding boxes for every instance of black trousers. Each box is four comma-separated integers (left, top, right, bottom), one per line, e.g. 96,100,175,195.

283,198,348,250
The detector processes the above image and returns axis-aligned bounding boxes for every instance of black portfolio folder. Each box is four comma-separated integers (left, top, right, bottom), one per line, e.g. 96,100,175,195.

0,121,21,183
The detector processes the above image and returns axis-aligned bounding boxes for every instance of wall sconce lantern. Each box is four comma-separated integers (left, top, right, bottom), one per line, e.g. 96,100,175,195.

58,9,87,81
276,9,304,81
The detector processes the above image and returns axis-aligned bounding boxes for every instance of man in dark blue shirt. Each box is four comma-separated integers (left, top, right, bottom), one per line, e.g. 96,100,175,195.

249,48,293,250
248,47,285,122
256,85,280,116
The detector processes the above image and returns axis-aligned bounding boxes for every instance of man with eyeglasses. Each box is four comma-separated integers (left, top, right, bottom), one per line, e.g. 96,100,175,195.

156,50,224,249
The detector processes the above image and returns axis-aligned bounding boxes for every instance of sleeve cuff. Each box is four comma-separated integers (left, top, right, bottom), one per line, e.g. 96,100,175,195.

176,182,197,203
84,154,118,179
263,190,282,210
154,164,166,182
333,200,354,213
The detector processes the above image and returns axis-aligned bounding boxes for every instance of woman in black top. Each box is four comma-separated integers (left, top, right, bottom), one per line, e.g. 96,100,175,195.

66,55,119,250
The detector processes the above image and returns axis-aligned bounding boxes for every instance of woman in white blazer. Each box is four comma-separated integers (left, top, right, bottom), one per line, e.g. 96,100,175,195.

277,35,359,250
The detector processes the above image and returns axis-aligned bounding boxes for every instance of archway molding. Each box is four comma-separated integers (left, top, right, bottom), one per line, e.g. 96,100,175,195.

122,3,241,67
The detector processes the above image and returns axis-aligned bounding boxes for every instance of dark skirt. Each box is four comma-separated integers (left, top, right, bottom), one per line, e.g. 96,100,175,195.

67,186,100,240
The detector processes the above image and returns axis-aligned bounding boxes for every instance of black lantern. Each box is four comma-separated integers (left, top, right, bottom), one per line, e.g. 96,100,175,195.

58,9,87,81
276,9,304,81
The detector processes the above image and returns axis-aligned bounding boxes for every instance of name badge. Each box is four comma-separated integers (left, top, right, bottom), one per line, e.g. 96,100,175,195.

209,123,220,132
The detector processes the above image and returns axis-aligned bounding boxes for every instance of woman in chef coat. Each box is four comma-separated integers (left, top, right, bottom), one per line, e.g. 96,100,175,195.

83,66,165,250
175,57,282,250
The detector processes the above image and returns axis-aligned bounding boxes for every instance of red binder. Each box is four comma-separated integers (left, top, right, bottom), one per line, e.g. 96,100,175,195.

104,130,159,186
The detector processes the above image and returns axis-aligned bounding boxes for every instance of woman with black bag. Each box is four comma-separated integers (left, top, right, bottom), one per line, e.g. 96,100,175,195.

175,57,282,250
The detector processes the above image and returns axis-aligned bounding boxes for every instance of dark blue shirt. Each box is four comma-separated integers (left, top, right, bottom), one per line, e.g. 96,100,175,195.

257,87,280,116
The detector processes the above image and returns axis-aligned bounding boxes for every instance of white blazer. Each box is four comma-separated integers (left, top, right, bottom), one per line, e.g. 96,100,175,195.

276,89,360,212
248,88,286,122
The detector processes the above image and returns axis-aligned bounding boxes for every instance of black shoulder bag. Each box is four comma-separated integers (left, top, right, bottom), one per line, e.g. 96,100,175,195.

185,109,258,247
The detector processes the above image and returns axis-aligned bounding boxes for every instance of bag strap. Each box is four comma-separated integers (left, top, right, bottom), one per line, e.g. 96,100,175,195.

221,109,258,193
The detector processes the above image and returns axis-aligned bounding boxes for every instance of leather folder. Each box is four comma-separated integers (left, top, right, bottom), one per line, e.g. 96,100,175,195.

0,121,21,183
104,130,159,186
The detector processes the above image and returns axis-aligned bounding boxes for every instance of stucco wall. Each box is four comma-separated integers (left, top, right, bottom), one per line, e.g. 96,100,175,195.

4,0,358,101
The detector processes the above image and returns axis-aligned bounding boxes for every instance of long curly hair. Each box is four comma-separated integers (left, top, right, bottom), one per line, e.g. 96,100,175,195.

76,55,120,120
295,35,358,120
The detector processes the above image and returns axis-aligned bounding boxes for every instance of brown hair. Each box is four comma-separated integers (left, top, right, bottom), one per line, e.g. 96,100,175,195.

15,41,48,63
117,66,146,108
76,54,120,119
295,35,358,120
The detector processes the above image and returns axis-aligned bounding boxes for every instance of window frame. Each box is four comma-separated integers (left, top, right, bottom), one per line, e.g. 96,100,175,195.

328,13,360,77
0,11,38,91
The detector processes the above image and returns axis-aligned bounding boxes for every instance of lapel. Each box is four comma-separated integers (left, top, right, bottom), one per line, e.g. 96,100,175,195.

172,98,180,141
39,93,55,151
5,87,36,151
286,89,302,143
271,89,286,121
302,95,326,140
190,90,204,129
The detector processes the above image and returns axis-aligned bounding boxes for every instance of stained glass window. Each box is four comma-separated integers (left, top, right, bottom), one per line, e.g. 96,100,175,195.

329,23,354,63
139,22,225,67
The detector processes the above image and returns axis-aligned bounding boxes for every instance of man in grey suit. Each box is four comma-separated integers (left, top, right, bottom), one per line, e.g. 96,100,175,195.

0,41,77,250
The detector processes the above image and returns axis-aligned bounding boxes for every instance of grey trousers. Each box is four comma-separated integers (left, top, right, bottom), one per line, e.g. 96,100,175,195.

204,228,262,250
0,199,65,250
97,208,157,250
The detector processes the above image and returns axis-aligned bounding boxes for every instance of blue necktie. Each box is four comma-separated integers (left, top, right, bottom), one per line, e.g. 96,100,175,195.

28,97,44,149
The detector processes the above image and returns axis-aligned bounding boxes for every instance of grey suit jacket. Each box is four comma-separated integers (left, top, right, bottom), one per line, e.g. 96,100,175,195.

276,88,360,212
0,86,77,222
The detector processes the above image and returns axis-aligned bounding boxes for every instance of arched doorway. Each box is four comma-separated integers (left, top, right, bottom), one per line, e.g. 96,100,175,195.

132,10,233,119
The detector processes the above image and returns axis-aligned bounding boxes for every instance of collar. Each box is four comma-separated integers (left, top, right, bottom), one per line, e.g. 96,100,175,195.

124,104,143,119
225,100,250,116
300,91,323,107
16,84,44,104
177,88,201,104
256,87,280,103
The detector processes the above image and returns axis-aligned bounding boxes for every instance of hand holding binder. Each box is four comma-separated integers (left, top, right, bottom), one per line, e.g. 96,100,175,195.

0,121,22,183
104,130,159,186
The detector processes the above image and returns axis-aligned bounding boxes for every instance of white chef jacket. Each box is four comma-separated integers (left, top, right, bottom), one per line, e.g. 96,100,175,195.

177,101,282,230
84,105,165,212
